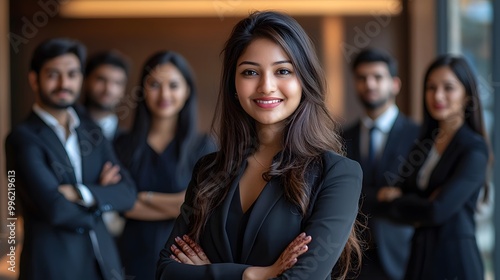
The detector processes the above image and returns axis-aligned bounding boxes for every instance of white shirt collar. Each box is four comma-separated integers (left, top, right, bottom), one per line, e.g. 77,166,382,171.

361,104,399,133
95,114,119,140
33,103,81,131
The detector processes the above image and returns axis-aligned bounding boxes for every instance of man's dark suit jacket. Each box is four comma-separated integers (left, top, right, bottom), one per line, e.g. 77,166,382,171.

156,151,362,280
380,124,487,280
342,112,419,280
5,111,136,280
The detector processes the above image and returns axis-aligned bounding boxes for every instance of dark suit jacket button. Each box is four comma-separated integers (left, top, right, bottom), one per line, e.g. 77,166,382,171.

94,210,102,217
76,227,85,234
102,204,112,211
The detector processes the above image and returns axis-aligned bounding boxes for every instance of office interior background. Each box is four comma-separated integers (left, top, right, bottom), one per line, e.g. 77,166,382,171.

1,0,499,279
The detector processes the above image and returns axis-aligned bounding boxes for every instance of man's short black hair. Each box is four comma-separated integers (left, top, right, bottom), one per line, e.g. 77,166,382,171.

30,38,86,74
352,48,398,77
85,50,130,77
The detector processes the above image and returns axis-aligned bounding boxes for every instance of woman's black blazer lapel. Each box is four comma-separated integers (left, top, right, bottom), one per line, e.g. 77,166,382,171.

207,161,247,263
424,125,465,196
240,176,284,263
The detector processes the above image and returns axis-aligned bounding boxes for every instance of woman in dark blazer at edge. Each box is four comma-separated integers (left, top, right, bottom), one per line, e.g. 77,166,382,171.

114,51,213,279
156,11,363,280
377,55,492,280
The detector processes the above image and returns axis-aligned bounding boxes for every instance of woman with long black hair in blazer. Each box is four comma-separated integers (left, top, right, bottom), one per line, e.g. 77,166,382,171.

377,54,492,280
156,11,363,280
114,51,213,279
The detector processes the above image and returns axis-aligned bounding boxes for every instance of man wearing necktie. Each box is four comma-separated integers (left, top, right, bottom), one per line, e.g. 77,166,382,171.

342,49,419,280
5,38,136,280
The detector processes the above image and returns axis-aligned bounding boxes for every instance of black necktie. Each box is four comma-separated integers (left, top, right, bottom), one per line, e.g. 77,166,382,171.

368,125,377,167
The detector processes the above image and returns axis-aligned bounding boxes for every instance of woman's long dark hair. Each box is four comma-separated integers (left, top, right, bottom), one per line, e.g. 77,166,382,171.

421,54,492,200
189,11,362,279
120,51,199,186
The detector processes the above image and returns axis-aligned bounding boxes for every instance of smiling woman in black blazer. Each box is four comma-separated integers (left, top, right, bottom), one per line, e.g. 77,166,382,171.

378,55,492,280
156,11,363,280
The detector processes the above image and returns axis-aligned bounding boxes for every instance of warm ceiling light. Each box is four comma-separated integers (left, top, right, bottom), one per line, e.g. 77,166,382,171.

59,0,402,18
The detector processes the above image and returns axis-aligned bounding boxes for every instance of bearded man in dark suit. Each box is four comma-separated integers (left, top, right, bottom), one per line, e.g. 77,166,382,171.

5,38,136,280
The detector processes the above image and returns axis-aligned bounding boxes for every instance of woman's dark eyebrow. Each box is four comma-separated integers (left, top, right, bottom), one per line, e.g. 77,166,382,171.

237,60,292,66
